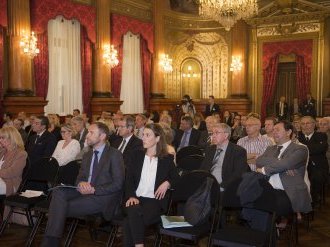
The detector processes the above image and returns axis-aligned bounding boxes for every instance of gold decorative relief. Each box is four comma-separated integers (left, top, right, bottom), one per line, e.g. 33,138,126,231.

111,0,152,22
164,32,228,99
257,22,320,37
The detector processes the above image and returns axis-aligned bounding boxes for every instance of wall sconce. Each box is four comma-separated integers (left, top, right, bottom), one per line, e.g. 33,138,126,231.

103,44,119,68
230,56,243,71
20,31,40,58
159,54,173,73
182,66,198,78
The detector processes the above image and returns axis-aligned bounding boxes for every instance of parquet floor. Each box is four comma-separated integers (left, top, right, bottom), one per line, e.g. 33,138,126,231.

1,192,330,247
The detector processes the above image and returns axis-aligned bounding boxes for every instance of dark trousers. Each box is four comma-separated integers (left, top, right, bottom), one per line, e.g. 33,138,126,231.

124,197,163,246
308,164,327,202
41,188,106,246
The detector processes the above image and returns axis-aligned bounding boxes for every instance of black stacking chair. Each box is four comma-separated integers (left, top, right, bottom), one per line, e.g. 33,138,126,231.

0,157,59,235
210,177,277,247
156,170,220,247
25,159,82,247
176,145,203,164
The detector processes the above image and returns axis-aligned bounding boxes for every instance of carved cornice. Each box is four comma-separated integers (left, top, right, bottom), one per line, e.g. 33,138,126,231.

257,22,321,37
247,10,330,26
111,0,152,22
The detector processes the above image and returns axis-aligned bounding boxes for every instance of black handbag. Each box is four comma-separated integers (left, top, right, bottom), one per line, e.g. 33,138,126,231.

184,177,214,226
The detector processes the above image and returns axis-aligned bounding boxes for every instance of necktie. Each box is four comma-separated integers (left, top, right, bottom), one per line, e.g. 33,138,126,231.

91,150,99,185
136,129,140,138
212,148,223,165
305,136,309,142
275,145,283,158
35,135,40,144
118,139,126,153
179,131,188,149
207,134,212,144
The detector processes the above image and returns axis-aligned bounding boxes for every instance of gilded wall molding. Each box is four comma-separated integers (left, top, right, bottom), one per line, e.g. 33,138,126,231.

257,22,320,37
111,0,152,22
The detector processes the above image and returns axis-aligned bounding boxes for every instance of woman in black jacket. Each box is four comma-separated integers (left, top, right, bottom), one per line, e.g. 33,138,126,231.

124,123,179,247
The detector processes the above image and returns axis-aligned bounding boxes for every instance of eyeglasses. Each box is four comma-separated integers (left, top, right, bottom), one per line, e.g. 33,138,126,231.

300,122,313,126
117,125,127,129
212,131,226,135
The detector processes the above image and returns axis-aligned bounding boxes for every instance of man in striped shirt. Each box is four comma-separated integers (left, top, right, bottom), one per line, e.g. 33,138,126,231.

237,116,273,171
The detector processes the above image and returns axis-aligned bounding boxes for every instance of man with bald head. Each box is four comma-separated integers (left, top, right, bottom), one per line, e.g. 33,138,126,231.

198,116,218,149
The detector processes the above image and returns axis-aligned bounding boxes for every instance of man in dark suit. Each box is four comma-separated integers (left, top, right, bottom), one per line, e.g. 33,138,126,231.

198,116,218,149
72,116,88,149
205,95,220,117
275,96,289,120
25,115,57,164
200,123,249,191
298,116,328,204
301,93,316,118
111,115,143,166
41,122,125,247
173,115,201,151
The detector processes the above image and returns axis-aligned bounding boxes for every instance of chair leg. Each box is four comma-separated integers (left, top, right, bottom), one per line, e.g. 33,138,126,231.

64,218,79,247
106,225,118,247
25,209,34,227
25,213,44,247
0,207,14,235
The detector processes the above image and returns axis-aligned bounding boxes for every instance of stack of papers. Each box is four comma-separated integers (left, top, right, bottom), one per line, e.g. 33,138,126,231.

20,190,44,198
161,215,193,228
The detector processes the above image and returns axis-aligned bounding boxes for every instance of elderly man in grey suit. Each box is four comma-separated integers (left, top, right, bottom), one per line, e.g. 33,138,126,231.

41,122,125,247
245,120,312,230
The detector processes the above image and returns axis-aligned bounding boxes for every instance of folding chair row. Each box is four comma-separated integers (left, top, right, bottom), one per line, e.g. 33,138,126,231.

0,157,59,236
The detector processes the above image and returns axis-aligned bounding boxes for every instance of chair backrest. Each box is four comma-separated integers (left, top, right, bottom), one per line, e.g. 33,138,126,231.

24,157,60,192
176,154,204,172
17,156,31,193
176,145,203,163
171,170,220,210
57,159,82,185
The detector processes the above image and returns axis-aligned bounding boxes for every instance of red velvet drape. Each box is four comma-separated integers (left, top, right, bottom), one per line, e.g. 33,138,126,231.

0,0,7,27
111,14,154,108
0,26,4,127
261,55,279,120
81,28,93,117
262,40,313,119
34,32,49,98
141,37,152,109
296,55,311,102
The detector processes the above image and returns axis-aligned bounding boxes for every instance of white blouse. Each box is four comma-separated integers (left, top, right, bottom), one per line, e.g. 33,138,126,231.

136,155,158,198
52,139,81,166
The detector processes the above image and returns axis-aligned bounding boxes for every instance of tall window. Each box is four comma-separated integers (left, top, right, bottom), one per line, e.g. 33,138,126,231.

120,32,144,114
45,16,82,115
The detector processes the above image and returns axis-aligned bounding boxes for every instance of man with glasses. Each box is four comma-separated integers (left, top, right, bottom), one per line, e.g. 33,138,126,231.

25,115,57,164
298,116,328,205
72,116,88,150
237,117,273,171
111,115,143,167
231,114,245,143
200,123,248,191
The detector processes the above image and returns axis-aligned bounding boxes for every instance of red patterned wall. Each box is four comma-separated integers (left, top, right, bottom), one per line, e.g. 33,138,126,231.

30,0,96,43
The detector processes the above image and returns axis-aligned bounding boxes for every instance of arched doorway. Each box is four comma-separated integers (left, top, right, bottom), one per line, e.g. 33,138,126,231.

181,58,201,99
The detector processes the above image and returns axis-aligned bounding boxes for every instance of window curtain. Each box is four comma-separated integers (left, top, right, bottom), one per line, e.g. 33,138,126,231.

120,32,144,114
34,32,49,98
296,55,311,102
141,37,151,110
45,16,82,115
261,55,279,120
81,27,93,117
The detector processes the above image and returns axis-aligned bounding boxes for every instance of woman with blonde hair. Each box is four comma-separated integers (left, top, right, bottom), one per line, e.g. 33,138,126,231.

48,114,62,142
51,123,81,166
0,126,27,195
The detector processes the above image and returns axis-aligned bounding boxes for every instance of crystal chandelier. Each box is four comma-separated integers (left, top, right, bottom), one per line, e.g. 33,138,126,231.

198,0,258,31
103,44,119,68
159,54,173,73
230,56,243,71
20,31,40,58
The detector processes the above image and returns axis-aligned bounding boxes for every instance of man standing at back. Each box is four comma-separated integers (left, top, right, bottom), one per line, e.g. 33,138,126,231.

41,122,125,247
205,95,220,117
